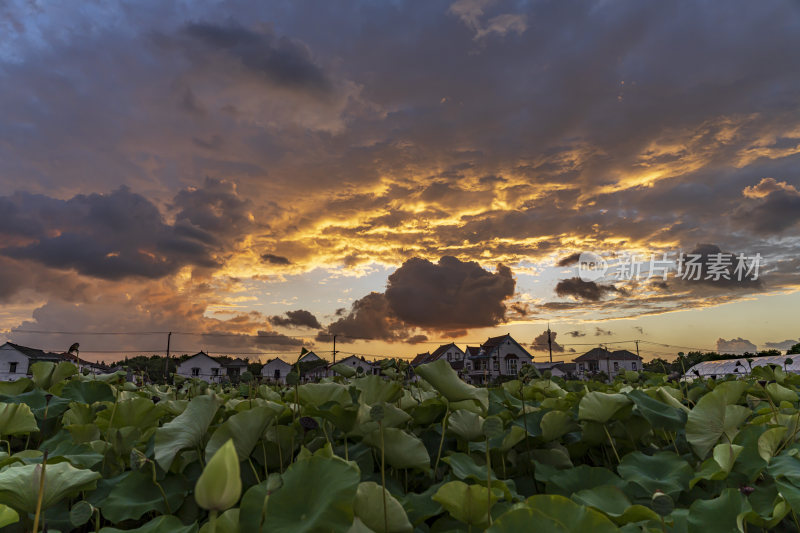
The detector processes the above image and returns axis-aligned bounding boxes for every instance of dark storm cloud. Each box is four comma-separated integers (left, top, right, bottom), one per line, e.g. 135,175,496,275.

179,21,331,93
0,180,252,280
555,278,621,301
269,309,322,329
736,179,800,235
319,256,516,341
261,254,292,265
385,256,515,330
531,329,564,353
557,253,581,267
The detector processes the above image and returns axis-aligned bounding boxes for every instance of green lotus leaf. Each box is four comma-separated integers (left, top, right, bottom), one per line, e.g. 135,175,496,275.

539,409,575,441
199,508,239,533
60,380,116,404
443,452,496,482
99,515,198,533
69,500,94,526
353,481,413,533
363,427,430,471
154,394,221,471
205,405,282,462
400,481,445,526
578,392,632,424
31,361,78,390
686,488,750,533
617,451,693,499
410,398,446,425
447,409,485,442
415,359,488,413
0,402,38,436
521,494,619,532
354,375,403,405
572,485,660,525
627,390,687,431
239,479,272,532
0,504,19,528
0,378,33,396
96,397,166,432
297,382,353,408
686,383,751,458
331,363,357,378
0,461,101,514
264,453,360,533
37,433,104,468
432,480,499,529
765,382,797,404
98,469,188,522
545,464,626,495
195,439,242,512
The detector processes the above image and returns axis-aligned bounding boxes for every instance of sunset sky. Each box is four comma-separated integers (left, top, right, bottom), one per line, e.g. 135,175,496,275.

1,0,799,364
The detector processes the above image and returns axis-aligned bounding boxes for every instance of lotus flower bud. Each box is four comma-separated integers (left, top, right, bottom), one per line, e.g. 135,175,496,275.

194,439,242,511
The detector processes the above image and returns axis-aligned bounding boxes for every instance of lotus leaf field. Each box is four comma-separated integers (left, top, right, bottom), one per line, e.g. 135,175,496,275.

2,358,800,532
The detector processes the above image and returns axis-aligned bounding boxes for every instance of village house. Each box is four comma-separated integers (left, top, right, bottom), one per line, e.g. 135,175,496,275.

335,354,378,375
261,357,293,384
534,361,577,379
464,334,534,384
573,347,642,379
411,343,466,369
297,350,330,380
176,351,250,383
0,342,109,381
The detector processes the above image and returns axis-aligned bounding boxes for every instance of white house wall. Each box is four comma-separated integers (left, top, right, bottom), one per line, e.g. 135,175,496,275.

176,355,224,383
0,345,30,382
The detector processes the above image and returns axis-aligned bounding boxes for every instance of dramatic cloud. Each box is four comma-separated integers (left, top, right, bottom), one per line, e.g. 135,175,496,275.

269,309,322,329
716,337,758,354
385,256,515,330
595,327,613,336
566,330,586,337
0,180,252,280
764,339,799,352
531,329,564,353
737,178,800,234
555,278,621,301
556,253,581,267
261,254,291,265
320,256,515,341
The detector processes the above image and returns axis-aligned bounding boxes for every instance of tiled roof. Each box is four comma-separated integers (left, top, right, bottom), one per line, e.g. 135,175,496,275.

573,348,641,362
6,342,63,361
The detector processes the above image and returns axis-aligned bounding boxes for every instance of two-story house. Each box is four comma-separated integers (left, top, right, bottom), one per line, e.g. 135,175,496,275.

465,334,533,384
573,347,642,379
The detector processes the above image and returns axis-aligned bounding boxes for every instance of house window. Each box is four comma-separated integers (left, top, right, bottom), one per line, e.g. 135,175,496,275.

589,361,598,371
191,368,200,376
632,362,637,370
447,353,452,361
493,360,499,371
9,362,17,373
507,359,518,374
274,369,281,379
211,368,219,376
613,361,619,371
578,363,585,372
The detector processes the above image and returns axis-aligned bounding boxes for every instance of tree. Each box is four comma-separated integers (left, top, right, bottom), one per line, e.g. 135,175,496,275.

788,343,800,355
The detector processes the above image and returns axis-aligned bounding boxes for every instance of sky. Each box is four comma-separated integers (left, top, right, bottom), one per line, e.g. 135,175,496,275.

1,0,799,364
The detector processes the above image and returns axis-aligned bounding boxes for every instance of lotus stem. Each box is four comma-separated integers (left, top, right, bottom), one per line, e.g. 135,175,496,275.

208,509,218,533
33,450,48,533
485,437,492,526
380,420,388,533
433,406,449,477
151,460,172,514
603,424,620,464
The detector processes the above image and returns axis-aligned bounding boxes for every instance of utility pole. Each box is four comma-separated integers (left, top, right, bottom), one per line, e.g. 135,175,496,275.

332,334,337,364
635,340,640,359
547,324,553,363
164,331,172,382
